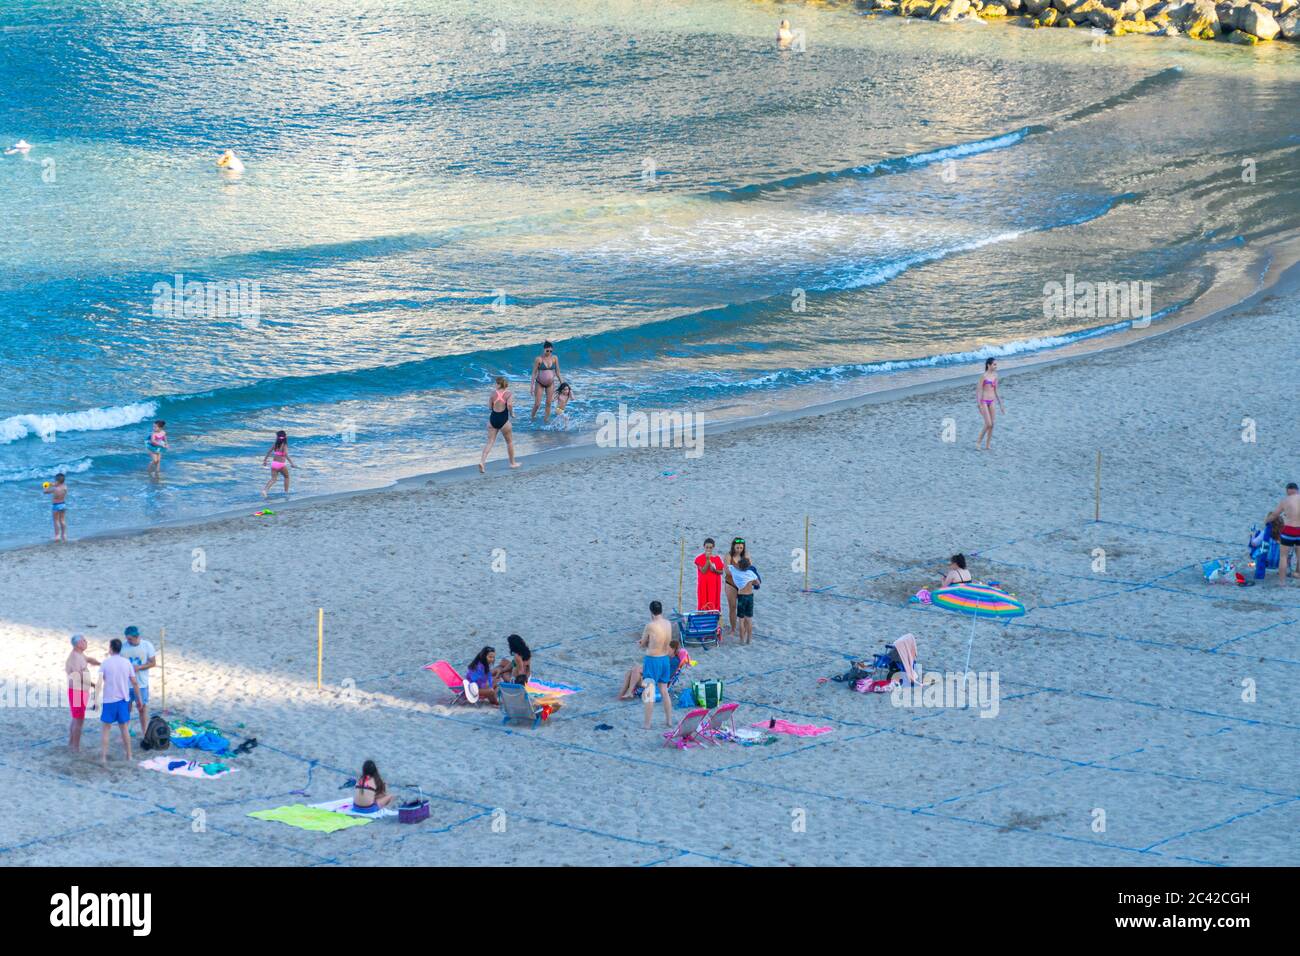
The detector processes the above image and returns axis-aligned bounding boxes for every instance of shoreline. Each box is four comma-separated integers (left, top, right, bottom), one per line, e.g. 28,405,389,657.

9,228,1299,557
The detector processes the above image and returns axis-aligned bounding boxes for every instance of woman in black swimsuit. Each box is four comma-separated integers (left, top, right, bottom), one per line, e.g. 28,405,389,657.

479,375,520,473
530,341,562,423
940,553,973,587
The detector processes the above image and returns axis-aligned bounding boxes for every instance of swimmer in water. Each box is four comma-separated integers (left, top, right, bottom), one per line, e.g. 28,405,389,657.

777,20,795,48
261,430,295,496
146,419,168,479
480,375,521,473
216,149,245,174
530,340,562,423
5,139,32,155
553,381,574,427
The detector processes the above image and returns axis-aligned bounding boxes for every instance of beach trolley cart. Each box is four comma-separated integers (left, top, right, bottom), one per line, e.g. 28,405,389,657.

678,609,721,649
399,787,430,825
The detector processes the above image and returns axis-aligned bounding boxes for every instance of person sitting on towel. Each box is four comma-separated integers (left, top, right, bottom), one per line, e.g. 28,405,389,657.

353,759,396,813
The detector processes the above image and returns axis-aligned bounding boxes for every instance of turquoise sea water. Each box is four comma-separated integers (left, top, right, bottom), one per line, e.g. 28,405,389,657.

2,0,1298,545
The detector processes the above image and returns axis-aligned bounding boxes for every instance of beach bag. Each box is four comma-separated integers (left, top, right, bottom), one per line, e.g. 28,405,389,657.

677,686,697,708
140,715,171,752
692,679,724,708
399,787,430,825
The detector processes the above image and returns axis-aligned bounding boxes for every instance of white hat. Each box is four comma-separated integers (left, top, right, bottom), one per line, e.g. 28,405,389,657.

462,679,480,704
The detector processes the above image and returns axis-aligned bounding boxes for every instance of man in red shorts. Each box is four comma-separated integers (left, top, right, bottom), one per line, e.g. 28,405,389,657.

65,634,100,753
1265,482,1300,585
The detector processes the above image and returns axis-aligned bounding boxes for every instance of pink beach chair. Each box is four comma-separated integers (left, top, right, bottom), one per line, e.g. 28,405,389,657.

700,702,740,744
423,660,476,705
663,708,711,749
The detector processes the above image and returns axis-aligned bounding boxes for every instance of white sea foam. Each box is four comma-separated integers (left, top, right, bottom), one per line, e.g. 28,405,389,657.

0,457,94,484
0,402,158,444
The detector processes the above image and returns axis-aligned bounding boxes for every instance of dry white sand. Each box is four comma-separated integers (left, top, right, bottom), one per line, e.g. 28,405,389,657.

2,274,1299,867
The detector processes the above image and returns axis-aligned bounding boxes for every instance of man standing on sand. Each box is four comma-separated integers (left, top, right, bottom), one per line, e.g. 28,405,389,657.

121,625,157,735
694,537,724,612
1265,482,1300,584
99,638,140,765
639,600,675,730
65,634,100,753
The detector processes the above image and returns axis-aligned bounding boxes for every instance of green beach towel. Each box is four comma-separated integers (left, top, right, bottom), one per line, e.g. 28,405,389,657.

248,805,374,833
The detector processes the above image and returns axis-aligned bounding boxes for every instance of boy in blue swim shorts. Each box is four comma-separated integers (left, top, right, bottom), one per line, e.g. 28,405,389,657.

639,600,675,730
98,638,141,765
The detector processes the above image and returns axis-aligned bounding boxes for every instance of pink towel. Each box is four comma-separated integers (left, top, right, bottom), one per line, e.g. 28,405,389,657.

894,633,919,685
751,719,833,737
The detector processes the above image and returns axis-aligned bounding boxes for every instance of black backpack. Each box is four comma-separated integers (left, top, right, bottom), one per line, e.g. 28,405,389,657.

140,715,171,752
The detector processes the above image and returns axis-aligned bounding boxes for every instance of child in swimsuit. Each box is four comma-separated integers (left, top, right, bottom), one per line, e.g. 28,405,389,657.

146,419,168,477
43,472,68,542
261,430,295,496
480,376,520,472
553,381,574,427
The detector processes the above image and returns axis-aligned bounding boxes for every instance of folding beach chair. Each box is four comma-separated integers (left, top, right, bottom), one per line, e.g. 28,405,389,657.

423,660,475,705
678,610,721,650
635,655,687,701
498,682,545,729
700,702,740,744
663,708,710,749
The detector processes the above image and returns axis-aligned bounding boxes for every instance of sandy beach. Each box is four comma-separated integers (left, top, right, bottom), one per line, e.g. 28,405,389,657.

3,249,1298,867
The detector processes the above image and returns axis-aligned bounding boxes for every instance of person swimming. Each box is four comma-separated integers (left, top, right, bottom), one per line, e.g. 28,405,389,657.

4,139,32,155
530,341,562,423
216,149,245,174
261,430,295,495
480,375,520,472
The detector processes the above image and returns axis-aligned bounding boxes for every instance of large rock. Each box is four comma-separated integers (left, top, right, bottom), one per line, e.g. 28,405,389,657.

1232,2,1282,35
981,2,1010,12
1024,0,1050,12
900,0,936,15
1174,0,1222,35
1274,0,1297,16
1281,10,1300,34
1003,0,1025,10
1036,6,1062,22
935,0,974,18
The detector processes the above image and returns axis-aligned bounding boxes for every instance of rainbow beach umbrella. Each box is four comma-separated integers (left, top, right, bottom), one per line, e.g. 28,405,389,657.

931,582,1027,674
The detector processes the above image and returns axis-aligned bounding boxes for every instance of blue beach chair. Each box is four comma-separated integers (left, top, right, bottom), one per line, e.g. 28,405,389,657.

677,609,721,650
498,683,544,729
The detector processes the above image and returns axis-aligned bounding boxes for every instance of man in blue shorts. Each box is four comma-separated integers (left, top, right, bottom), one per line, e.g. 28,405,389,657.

99,638,141,765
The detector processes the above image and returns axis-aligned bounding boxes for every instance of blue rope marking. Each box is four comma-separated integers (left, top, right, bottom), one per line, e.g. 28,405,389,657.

1209,619,1299,652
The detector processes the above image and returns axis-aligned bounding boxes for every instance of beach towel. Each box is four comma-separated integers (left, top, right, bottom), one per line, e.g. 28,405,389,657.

139,756,238,779
753,719,833,737
730,727,777,746
524,679,580,697
894,634,919,685
312,798,398,819
248,805,374,832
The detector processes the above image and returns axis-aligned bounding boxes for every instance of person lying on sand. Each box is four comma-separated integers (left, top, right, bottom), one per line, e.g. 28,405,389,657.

352,760,396,813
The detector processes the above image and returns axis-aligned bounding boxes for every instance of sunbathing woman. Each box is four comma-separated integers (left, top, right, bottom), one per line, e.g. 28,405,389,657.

479,375,520,472
465,646,499,705
352,759,396,813
976,358,1006,451
493,633,532,685
941,553,973,587
529,341,562,423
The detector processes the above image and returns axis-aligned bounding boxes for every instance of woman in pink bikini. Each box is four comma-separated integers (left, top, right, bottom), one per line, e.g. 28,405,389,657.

261,430,295,495
976,358,1005,450
480,376,520,472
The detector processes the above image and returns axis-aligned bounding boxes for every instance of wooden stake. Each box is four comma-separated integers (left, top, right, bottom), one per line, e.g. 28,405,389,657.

1094,451,1102,522
159,627,166,716
317,608,324,690
804,515,810,592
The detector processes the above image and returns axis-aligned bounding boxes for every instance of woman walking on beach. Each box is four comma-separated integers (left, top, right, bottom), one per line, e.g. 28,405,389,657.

530,341,562,423
261,430,295,496
725,538,748,636
480,376,520,472
976,358,1005,450
146,419,168,478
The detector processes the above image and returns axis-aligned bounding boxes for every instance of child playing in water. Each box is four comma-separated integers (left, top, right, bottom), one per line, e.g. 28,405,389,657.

42,473,68,542
553,381,574,427
146,419,168,478
261,430,295,496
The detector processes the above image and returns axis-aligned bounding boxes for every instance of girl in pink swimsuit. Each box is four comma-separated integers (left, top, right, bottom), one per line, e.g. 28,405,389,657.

261,430,295,496
976,358,1005,450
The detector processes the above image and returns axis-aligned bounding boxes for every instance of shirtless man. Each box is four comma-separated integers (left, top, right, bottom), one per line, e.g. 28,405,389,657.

42,473,68,542
639,600,675,729
1265,482,1300,585
777,20,795,48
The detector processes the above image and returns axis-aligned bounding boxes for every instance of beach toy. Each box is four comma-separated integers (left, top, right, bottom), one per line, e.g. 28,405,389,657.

42,482,50,489
253,509,276,517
